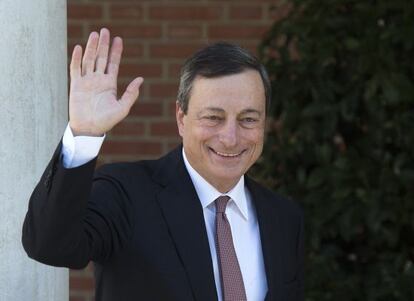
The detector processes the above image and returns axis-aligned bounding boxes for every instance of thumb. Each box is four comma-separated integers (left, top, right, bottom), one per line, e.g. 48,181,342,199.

119,77,144,113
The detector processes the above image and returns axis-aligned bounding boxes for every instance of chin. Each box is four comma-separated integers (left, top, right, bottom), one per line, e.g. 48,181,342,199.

213,171,242,186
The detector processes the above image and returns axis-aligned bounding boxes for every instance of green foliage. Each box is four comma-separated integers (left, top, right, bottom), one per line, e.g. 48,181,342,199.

256,0,414,299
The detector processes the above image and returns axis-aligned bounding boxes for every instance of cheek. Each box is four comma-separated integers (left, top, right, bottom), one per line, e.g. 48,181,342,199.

192,126,217,142
243,129,264,146
183,126,214,150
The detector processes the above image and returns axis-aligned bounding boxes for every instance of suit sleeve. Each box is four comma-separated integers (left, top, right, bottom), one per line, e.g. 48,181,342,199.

22,142,133,269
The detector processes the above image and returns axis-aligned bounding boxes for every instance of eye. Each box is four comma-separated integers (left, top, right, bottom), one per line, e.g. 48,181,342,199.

200,115,223,126
241,117,258,123
239,116,260,128
243,117,257,123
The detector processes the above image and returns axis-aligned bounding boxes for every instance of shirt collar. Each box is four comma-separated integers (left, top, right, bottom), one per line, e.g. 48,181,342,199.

182,148,249,220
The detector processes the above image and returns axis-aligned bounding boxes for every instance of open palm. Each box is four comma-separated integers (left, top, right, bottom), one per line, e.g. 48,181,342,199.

69,29,143,136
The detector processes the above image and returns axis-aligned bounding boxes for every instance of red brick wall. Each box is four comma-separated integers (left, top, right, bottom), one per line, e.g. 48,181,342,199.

67,0,283,300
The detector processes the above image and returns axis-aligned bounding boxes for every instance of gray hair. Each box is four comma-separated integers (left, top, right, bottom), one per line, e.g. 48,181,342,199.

177,42,271,114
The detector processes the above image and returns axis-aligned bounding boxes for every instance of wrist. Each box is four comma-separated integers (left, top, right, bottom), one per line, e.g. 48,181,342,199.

69,122,105,137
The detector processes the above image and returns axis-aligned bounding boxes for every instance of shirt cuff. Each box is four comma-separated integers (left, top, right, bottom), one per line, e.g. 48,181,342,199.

61,124,105,168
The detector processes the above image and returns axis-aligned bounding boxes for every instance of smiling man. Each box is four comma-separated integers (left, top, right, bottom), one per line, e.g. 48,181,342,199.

22,28,304,301
177,69,266,193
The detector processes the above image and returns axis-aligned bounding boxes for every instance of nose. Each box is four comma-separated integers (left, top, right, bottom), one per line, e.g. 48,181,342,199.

218,120,239,148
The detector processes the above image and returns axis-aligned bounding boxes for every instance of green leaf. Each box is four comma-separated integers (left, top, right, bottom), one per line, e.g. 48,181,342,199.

256,0,414,298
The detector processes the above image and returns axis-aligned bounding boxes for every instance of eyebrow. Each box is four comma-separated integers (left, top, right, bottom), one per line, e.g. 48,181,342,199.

200,107,262,116
240,108,262,116
201,107,225,113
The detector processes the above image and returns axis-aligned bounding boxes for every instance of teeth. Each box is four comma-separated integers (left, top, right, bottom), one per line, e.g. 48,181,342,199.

215,150,241,157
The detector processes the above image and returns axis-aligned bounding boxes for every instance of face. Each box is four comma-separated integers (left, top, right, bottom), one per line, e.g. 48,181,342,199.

176,69,266,193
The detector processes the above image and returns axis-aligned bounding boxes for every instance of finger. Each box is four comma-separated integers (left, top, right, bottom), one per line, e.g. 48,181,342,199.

70,45,82,79
95,28,110,73
119,77,144,114
82,31,99,76
107,37,123,77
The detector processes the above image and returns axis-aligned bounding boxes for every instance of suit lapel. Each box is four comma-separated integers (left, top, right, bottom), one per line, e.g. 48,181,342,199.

246,177,284,301
153,147,218,301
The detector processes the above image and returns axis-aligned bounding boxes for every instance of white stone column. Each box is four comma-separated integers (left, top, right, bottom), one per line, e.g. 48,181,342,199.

0,0,68,300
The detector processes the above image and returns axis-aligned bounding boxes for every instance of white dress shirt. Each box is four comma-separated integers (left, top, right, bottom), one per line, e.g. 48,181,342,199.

61,124,268,300
182,150,268,301
61,124,105,168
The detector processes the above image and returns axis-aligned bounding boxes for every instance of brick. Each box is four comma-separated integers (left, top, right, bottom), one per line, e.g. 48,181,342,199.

119,63,162,78
101,141,162,156
221,0,275,2
69,297,85,301
86,0,144,2
110,4,143,19
238,43,260,56
122,43,144,58
168,101,177,116
110,121,145,136
90,24,162,39
150,121,178,136
130,102,163,117
70,276,95,291
115,25,161,39
149,83,178,98
269,4,291,22
208,25,269,40
149,5,222,20
67,4,103,20
167,25,203,40
168,63,183,78
150,43,203,58
229,6,263,19
68,24,83,39
167,140,182,152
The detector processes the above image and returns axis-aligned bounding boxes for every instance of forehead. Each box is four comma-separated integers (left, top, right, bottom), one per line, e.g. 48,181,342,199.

188,70,266,112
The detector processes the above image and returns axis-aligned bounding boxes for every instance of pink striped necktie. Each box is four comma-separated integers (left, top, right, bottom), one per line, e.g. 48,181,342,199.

215,196,247,301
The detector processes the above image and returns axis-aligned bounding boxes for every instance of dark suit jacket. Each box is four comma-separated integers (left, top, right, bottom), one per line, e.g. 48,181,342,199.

22,144,304,301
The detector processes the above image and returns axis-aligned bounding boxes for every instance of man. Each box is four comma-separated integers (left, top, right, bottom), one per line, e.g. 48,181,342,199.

22,28,303,301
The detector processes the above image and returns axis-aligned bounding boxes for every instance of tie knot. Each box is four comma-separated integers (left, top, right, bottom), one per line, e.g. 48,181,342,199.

215,196,230,213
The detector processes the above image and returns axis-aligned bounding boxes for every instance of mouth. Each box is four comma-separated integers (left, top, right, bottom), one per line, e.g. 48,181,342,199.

209,147,245,158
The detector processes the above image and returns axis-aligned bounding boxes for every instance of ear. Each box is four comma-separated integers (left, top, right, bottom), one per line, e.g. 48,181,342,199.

176,101,185,137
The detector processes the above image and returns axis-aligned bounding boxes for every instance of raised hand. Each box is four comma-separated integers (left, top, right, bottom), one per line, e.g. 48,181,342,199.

69,28,143,136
